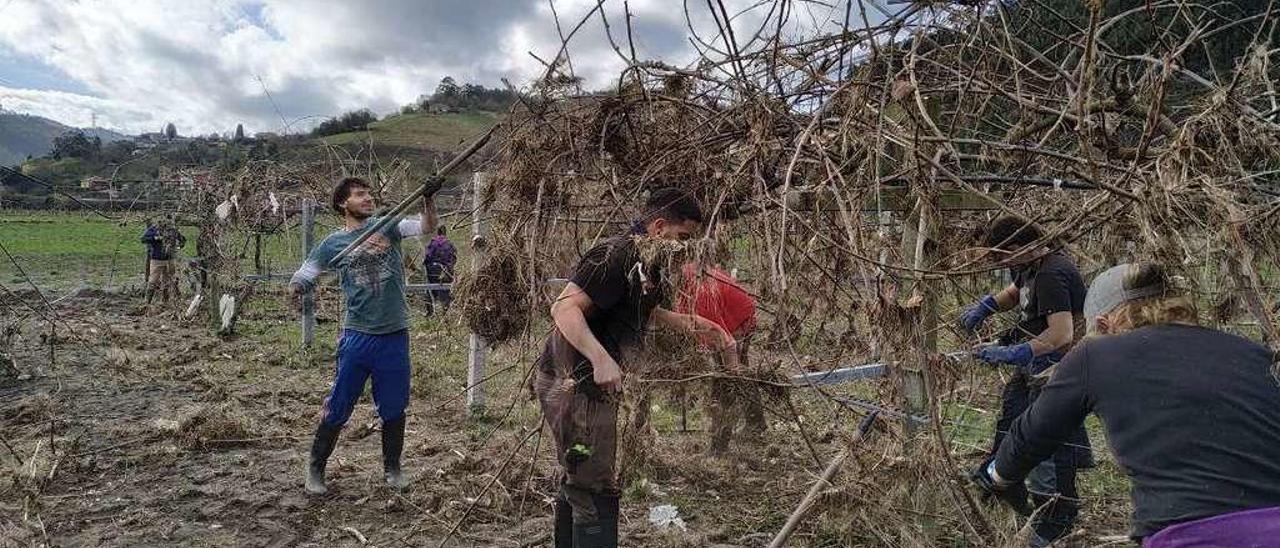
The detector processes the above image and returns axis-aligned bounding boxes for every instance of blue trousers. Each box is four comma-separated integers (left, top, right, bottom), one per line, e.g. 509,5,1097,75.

321,329,411,427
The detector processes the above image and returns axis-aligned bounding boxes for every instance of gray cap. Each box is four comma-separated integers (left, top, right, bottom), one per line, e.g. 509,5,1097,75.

1083,263,1166,333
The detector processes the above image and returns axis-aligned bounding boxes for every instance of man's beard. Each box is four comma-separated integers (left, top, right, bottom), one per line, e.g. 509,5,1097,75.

347,208,372,221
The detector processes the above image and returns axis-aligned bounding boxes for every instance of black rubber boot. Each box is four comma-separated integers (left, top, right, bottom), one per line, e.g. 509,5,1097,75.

382,416,409,490
553,497,574,548
572,495,619,548
306,422,341,495
1030,494,1077,546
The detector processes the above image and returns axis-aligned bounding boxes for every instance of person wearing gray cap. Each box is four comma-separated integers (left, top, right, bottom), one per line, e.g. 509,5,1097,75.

971,262,1280,546
959,215,1091,545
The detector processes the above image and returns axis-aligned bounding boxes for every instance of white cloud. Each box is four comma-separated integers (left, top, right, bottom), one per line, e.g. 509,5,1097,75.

0,0,852,135
0,85,153,130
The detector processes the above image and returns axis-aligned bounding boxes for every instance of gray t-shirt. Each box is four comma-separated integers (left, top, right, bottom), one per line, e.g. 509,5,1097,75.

290,217,423,334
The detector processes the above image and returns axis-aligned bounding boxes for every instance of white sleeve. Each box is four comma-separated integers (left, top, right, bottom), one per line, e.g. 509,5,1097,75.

289,260,323,288
398,219,423,238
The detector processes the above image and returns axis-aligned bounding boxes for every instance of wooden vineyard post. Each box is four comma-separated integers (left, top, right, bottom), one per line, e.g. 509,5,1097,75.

900,198,936,445
253,233,264,276
466,173,489,417
198,205,223,331
301,199,316,348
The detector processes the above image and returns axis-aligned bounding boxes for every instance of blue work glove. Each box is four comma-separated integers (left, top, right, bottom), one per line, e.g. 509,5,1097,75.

974,342,1034,368
959,295,1000,334
969,459,1032,516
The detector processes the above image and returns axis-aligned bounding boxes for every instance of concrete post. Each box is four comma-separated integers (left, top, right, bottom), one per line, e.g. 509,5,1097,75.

301,199,316,348
466,173,489,417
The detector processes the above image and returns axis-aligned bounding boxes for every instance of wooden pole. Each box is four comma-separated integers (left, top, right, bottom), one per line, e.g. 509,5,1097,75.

767,411,879,548
253,233,264,276
301,199,316,348
902,201,935,442
466,173,489,417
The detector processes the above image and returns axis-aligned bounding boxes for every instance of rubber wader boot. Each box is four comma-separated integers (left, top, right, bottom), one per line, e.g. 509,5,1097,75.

1030,493,1077,546
382,416,409,490
572,495,620,548
306,422,341,495
553,497,574,548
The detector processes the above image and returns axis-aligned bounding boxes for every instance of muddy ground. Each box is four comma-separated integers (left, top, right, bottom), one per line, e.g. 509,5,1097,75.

0,290,836,547
0,290,1133,547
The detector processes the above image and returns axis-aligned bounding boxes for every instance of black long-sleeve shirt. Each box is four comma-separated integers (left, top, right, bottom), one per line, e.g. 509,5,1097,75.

994,324,1280,539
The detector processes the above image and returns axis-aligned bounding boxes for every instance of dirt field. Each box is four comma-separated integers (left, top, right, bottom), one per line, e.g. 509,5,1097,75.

0,283,1141,547
0,206,1137,547
0,286,866,547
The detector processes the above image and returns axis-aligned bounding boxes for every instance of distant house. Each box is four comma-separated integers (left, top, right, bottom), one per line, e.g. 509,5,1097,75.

80,176,110,191
157,166,207,190
134,132,165,149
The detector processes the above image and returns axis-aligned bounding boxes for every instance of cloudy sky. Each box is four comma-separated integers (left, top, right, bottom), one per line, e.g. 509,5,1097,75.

0,0,881,136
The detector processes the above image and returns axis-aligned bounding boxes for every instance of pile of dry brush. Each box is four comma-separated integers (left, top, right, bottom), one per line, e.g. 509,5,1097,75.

455,0,1280,544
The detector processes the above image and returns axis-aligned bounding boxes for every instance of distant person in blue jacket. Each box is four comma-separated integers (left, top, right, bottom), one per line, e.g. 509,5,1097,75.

141,214,185,306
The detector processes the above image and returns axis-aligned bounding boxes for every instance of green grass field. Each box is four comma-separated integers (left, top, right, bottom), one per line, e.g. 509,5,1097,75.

0,210,472,293
0,211,161,292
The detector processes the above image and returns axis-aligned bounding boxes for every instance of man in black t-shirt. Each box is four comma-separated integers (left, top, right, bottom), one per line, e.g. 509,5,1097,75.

958,216,1090,547
534,189,737,548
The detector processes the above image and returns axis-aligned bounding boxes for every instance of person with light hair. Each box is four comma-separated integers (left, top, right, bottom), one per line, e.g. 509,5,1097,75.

971,262,1280,546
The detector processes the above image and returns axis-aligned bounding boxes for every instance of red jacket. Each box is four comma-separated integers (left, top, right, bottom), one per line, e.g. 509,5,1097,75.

674,263,757,339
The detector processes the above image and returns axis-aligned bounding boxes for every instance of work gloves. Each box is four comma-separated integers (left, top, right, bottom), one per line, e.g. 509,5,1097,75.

969,458,1032,516
974,342,1035,368
959,295,1000,334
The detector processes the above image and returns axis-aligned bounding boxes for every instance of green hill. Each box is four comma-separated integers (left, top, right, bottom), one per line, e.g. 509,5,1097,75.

0,112,129,166
0,113,70,166
314,110,499,152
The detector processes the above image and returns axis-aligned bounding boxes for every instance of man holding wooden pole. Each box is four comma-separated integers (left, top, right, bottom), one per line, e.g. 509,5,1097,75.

287,176,437,495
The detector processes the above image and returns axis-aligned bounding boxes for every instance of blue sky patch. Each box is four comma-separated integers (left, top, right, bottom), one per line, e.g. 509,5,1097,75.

0,46,96,96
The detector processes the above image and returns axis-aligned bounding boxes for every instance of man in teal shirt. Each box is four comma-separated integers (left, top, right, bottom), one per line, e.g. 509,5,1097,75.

289,176,436,494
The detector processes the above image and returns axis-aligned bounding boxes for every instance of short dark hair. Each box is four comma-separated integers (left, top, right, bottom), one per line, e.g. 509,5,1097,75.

643,188,703,224
436,225,447,236
984,215,1044,251
331,177,371,214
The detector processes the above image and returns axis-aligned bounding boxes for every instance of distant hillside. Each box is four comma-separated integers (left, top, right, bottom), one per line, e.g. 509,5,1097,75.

0,112,129,166
314,110,499,153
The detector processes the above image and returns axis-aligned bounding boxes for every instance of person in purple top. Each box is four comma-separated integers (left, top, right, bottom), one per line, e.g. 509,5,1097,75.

423,225,456,315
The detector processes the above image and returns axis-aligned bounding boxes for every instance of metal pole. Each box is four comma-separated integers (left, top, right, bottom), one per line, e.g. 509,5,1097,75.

301,199,316,348
466,173,489,417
